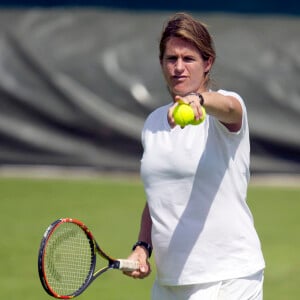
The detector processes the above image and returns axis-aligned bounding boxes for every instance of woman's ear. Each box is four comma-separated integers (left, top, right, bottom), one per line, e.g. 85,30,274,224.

204,56,213,73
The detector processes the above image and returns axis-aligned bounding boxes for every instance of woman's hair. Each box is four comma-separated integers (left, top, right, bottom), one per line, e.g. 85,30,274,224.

159,13,216,87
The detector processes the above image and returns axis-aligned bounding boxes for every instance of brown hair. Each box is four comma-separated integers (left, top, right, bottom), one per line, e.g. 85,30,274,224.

159,13,216,87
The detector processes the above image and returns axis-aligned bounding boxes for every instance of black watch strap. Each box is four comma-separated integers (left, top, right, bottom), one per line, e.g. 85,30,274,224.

188,92,205,106
132,241,152,258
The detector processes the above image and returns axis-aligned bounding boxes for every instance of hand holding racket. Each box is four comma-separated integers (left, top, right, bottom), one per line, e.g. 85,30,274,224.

38,218,139,299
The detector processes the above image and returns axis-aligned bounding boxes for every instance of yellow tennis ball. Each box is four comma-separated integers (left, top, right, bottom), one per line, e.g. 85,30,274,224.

173,103,195,127
191,106,206,125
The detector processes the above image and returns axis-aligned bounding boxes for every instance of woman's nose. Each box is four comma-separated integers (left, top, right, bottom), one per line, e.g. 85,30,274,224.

175,59,184,72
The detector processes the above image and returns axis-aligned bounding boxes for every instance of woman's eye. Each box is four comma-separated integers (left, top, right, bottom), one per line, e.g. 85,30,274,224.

166,56,177,61
184,56,195,62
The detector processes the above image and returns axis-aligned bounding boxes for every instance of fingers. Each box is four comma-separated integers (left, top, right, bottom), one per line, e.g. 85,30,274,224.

123,262,151,279
187,94,205,120
167,101,179,128
135,263,151,279
174,94,204,121
189,100,203,120
122,248,151,279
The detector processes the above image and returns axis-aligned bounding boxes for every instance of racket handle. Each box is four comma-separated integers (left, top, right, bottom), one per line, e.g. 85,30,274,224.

117,259,139,271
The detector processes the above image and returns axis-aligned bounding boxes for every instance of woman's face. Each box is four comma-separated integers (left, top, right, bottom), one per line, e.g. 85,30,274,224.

160,37,212,97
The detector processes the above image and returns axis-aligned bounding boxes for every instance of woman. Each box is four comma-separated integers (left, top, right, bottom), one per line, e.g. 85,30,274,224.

125,12,265,300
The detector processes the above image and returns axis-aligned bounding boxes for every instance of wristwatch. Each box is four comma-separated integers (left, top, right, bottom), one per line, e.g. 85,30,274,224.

188,92,205,106
132,241,152,258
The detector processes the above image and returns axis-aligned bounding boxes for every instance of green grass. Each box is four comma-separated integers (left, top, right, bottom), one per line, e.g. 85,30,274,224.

247,186,300,300
0,176,299,300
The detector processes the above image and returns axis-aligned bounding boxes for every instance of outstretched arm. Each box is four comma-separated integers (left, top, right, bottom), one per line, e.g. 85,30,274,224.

168,91,243,132
201,91,243,132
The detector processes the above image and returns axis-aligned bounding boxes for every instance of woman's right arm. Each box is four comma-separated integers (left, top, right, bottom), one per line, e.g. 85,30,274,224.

124,203,152,279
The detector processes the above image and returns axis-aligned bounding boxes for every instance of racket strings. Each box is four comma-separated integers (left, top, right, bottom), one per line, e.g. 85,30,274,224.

44,223,94,296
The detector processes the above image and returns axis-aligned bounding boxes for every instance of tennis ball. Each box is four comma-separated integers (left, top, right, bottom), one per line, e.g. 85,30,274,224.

191,106,206,125
173,103,195,127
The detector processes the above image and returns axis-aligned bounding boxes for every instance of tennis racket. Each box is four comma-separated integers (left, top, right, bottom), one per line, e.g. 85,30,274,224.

38,218,139,299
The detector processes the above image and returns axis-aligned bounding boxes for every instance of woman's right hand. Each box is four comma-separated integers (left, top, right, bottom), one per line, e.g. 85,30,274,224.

123,246,151,279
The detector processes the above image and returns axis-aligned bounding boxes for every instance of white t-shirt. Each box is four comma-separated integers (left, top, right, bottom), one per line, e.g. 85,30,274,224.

140,90,265,285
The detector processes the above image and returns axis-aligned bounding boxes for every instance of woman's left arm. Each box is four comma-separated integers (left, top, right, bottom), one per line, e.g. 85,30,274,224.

168,91,243,132
201,91,243,132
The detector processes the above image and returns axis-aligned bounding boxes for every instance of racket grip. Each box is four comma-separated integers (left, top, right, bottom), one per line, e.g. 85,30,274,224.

117,259,139,271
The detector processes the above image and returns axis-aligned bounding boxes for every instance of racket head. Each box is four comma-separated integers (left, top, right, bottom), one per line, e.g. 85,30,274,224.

38,218,96,299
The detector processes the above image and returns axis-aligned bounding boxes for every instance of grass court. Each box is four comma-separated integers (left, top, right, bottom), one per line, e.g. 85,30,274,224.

0,175,299,300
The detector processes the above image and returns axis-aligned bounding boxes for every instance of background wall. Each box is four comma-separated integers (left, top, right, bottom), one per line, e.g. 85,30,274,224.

0,0,300,15
0,2,299,174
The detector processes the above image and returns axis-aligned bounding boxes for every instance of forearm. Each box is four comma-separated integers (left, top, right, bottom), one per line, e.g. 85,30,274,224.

124,203,152,279
202,91,242,129
138,203,152,246
169,91,243,131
